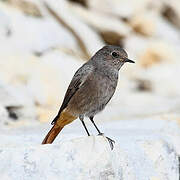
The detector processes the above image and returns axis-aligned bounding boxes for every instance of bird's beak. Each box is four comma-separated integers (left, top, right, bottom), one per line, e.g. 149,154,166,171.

124,58,135,63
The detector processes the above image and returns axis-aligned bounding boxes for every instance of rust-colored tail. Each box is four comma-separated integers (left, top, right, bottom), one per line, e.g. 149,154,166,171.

42,124,64,144
42,110,77,144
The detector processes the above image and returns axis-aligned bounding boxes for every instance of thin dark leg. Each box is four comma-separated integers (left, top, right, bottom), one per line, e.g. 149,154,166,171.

79,116,90,136
89,116,115,150
89,116,102,134
81,120,90,136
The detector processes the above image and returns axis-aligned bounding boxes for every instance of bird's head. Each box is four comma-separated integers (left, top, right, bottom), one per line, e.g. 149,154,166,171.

93,45,135,70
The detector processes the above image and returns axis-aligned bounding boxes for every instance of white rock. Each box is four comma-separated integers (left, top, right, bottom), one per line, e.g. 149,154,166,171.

42,0,104,57
0,80,36,122
88,0,151,17
154,13,180,45
0,8,11,38
0,117,179,179
0,104,9,126
70,4,131,37
0,1,77,55
129,11,157,36
162,0,180,28
0,135,178,180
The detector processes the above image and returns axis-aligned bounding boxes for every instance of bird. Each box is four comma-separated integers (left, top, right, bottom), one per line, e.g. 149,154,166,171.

42,45,135,149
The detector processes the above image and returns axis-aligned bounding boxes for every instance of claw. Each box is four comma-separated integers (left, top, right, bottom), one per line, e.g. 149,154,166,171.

106,136,115,150
98,133,104,136
98,133,115,150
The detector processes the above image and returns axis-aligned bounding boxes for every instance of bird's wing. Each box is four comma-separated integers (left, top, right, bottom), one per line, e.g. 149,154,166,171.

51,64,94,125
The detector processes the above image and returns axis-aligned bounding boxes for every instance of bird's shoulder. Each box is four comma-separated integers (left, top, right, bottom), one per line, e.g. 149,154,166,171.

69,63,94,86
74,63,94,77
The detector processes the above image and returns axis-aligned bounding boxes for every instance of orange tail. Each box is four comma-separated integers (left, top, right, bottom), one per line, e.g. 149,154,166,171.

42,110,77,144
42,124,64,144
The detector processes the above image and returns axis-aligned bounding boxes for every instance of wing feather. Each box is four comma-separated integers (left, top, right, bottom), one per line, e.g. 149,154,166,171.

51,64,93,125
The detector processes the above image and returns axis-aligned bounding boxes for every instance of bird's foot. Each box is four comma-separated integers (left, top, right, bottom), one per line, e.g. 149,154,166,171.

98,133,104,136
98,133,115,150
106,136,115,150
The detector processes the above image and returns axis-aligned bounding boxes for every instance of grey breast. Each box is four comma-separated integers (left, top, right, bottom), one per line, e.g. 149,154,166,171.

68,66,118,117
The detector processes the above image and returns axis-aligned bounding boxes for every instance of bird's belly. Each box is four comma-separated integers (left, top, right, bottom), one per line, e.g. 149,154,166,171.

68,77,116,117
85,88,114,117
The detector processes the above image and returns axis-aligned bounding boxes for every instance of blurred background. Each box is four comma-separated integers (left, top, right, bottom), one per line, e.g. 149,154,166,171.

0,0,180,128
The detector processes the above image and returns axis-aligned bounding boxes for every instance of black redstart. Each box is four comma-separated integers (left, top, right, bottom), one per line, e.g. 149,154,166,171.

42,45,135,149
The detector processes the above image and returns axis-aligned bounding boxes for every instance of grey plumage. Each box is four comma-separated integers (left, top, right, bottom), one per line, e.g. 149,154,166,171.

52,45,134,124
43,45,134,148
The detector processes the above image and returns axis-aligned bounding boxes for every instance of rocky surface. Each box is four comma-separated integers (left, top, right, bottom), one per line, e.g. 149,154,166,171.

0,118,179,180
0,137,178,180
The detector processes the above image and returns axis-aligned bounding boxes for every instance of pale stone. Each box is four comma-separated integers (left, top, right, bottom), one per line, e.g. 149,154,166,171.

124,35,177,68
6,0,42,17
153,13,180,44
0,8,11,38
36,106,56,123
0,80,36,122
129,12,157,36
138,42,174,68
42,0,104,58
87,0,151,17
0,1,78,55
0,104,9,126
0,136,178,179
69,4,131,37
161,0,180,29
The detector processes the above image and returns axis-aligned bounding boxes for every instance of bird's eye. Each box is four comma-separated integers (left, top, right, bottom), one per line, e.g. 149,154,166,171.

111,52,119,58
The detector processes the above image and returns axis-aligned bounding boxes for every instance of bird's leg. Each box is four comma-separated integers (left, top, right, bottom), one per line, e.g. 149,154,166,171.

79,115,90,136
89,116,102,134
81,120,90,136
89,116,115,150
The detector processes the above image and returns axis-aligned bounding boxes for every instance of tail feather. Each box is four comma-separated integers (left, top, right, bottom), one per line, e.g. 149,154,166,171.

42,110,77,144
42,125,64,144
